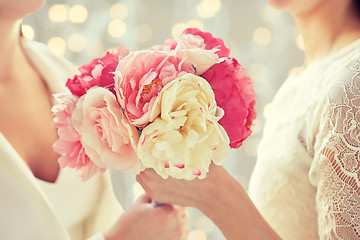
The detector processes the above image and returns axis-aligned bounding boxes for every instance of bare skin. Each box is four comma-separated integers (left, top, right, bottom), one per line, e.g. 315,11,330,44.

137,164,281,240
104,194,189,240
0,20,60,183
137,0,360,239
0,1,189,239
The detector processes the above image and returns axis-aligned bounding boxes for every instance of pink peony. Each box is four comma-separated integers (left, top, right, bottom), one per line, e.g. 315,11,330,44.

201,58,256,148
174,33,220,75
52,93,105,181
164,38,177,50
71,87,143,173
114,50,195,128
152,34,219,75
175,33,206,49
150,38,177,51
182,28,230,58
66,46,131,96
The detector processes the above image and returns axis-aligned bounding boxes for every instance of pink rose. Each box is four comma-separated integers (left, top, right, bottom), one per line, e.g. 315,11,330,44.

201,58,256,148
52,93,105,181
182,28,230,58
71,87,143,173
114,50,195,128
66,46,131,96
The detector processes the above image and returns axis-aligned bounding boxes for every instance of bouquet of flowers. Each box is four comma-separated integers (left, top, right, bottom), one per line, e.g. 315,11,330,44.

52,28,256,181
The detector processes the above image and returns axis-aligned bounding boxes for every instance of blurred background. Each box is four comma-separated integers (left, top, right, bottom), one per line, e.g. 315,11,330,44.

23,0,305,239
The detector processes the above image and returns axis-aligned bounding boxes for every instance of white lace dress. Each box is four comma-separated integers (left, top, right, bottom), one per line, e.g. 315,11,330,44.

248,39,360,240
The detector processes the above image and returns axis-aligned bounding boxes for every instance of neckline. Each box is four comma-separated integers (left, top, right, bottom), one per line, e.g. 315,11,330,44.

295,38,360,75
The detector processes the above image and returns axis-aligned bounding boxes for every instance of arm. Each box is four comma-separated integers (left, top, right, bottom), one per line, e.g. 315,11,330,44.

313,63,360,239
137,165,280,240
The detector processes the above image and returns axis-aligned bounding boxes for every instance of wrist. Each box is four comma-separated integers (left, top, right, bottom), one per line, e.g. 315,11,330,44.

196,166,242,215
196,168,281,240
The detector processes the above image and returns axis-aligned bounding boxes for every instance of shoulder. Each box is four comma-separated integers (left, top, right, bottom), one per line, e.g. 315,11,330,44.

319,57,360,147
327,56,360,106
311,56,360,147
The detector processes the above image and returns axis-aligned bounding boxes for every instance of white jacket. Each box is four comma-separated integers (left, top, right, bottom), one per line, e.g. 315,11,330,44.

0,40,122,240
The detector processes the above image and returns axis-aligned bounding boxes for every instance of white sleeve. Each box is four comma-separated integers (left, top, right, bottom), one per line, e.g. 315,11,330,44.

314,59,360,239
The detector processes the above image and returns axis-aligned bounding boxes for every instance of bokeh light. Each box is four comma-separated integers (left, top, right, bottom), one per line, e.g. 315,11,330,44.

68,33,86,52
187,19,204,31
69,5,88,23
48,4,69,22
171,22,187,38
197,0,221,18
108,20,127,38
47,37,66,56
253,27,272,46
171,20,204,38
110,3,129,20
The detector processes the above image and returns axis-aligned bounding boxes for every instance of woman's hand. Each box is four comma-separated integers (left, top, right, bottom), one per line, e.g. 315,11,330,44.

103,194,189,240
136,164,281,240
136,164,228,209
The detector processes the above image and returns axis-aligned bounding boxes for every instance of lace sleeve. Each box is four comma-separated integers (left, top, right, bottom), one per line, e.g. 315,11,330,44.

315,59,360,239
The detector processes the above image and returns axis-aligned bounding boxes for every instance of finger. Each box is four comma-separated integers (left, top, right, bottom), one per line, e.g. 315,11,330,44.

136,171,154,185
135,173,143,184
142,168,159,178
135,193,152,204
136,175,150,194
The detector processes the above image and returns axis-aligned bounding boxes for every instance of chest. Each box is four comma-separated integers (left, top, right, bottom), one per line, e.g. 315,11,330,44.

0,78,59,182
257,70,333,179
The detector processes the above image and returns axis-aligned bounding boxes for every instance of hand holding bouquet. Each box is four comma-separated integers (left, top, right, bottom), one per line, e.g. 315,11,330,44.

52,28,256,181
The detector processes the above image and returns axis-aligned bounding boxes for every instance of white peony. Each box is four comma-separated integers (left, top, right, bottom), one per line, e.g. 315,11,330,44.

138,73,230,180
